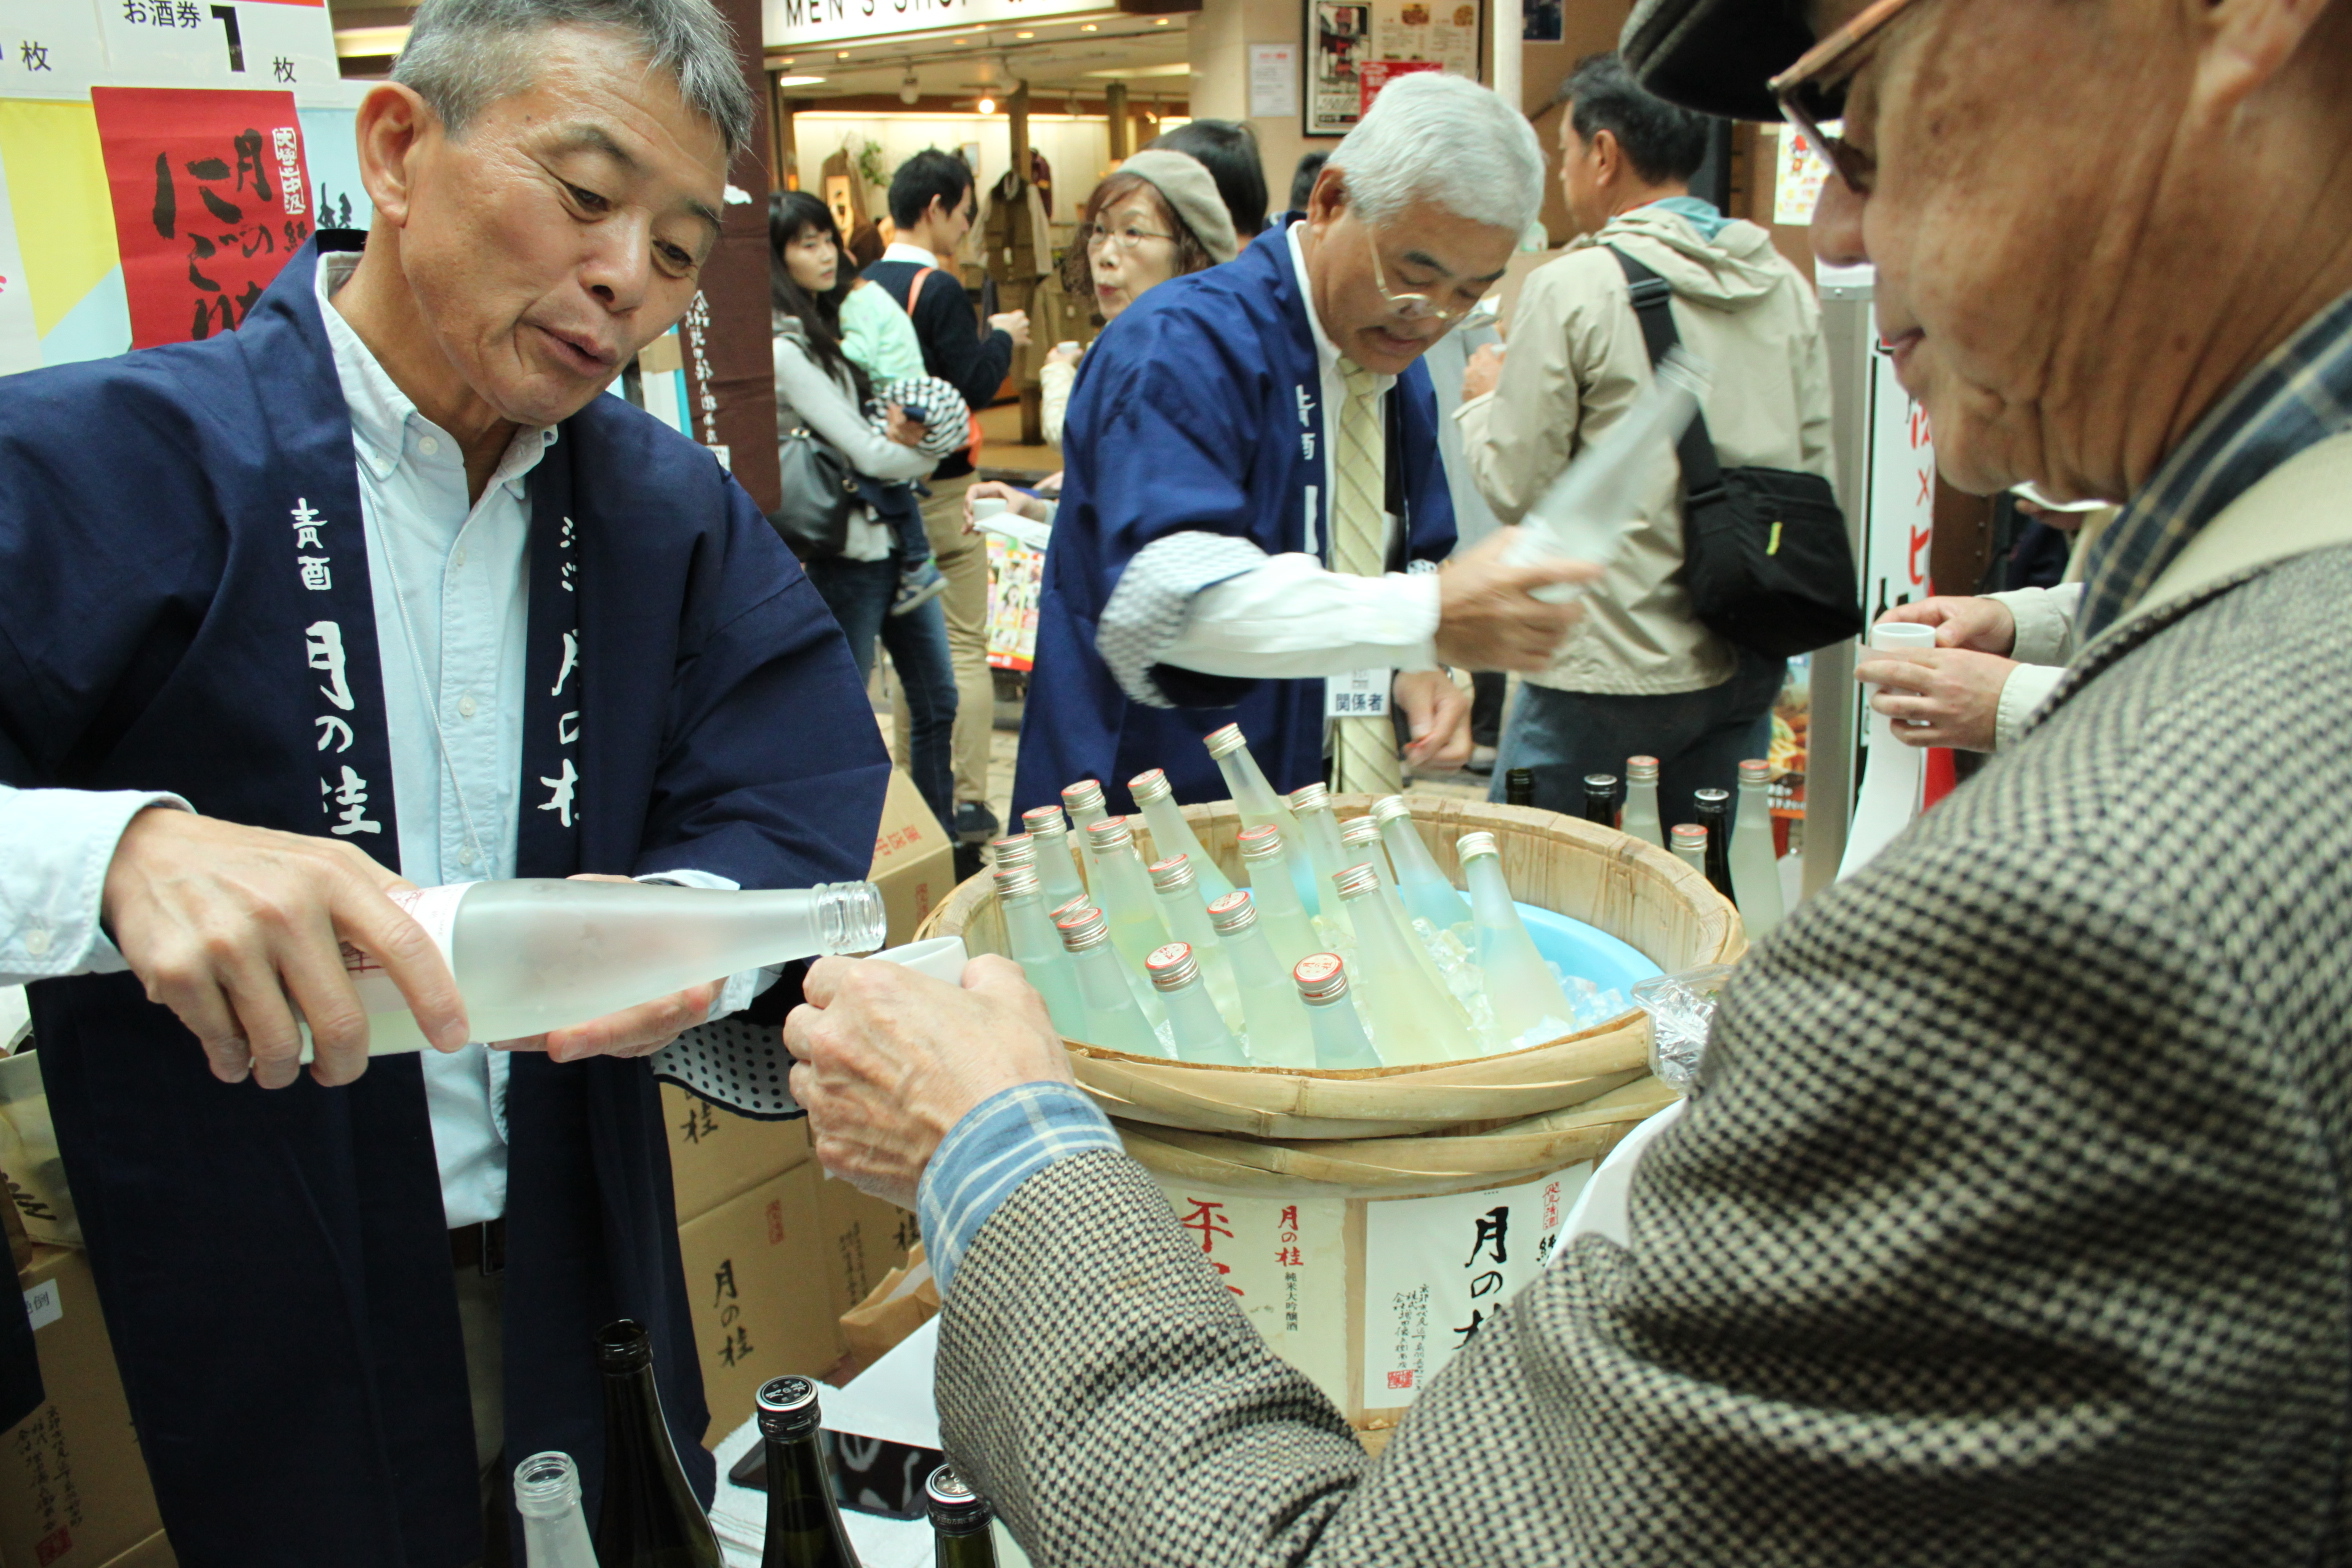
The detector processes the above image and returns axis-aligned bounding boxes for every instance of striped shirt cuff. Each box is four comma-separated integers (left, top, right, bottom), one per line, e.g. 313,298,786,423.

918,1081,1119,1297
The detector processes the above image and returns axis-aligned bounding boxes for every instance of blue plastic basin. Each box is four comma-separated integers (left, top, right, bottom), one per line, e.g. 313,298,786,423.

1514,901,1663,996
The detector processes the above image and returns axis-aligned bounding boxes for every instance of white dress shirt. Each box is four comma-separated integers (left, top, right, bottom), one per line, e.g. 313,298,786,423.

1145,222,1442,684
0,253,759,1230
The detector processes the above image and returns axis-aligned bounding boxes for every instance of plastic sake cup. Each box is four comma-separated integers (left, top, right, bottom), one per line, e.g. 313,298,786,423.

870,935,969,982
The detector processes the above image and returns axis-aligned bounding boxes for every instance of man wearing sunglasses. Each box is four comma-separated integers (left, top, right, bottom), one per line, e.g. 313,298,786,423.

789,0,2352,1560
1009,71,1596,820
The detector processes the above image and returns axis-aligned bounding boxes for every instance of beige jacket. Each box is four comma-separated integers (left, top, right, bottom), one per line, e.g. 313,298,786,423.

1457,207,1835,695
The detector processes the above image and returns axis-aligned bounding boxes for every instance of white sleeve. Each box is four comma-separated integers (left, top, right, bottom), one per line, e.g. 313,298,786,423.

773,338,934,484
1095,532,1444,710
632,867,775,1020
1993,661,2069,752
0,786,192,985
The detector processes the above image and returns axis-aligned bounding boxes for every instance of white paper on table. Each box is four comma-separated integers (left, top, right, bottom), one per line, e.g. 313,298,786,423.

1838,622,1937,880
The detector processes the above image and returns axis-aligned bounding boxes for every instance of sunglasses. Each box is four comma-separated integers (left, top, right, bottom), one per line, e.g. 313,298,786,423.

1767,0,1934,196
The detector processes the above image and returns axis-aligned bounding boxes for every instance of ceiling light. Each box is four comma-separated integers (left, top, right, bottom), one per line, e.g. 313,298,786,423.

1080,20,1097,28
952,35,969,44
1154,16,1169,23
899,67,921,104
775,74,827,87
976,95,997,114
1015,30,1034,38
835,50,850,59
1081,61,1191,78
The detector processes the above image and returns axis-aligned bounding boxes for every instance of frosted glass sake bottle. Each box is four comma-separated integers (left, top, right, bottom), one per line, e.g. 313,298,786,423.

1062,779,1111,886
1235,825,1323,973
1670,823,1711,877
1145,944,1249,1066
1621,756,1664,848
1019,805,1088,910
1055,905,1161,1056
1129,769,1235,903
515,1451,601,1568
1371,796,1471,932
1147,854,1241,1022
1203,724,1320,916
1290,953,1386,1071
1206,890,1316,1069
1457,831,1576,1050
1730,759,1786,941
1340,816,1453,995
1331,865,1476,1063
1082,817,1173,976
334,878,885,1059
994,866,1087,1039
1286,783,1354,941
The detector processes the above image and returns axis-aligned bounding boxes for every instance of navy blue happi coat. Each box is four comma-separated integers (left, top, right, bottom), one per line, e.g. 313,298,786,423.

0,235,886,1566
1010,221,1456,820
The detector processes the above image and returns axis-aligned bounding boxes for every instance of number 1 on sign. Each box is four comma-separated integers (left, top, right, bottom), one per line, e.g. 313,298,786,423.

211,4,242,71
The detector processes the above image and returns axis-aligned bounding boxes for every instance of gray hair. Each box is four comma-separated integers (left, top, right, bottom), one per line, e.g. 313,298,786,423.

395,0,753,160
1326,72,1544,234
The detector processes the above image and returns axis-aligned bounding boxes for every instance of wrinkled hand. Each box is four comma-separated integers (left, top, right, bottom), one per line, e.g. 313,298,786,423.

884,404,925,448
1878,594,2017,655
494,874,718,1062
1433,527,1600,672
1393,670,1473,772
1462,342,1506,401
785,954,1073,1209
99,808,466,1090
1856,647,2019,751
987,310,1033,349
961,479,1052,533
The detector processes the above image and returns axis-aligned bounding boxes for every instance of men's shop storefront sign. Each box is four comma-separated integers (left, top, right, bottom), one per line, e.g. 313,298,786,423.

765,0,1118,50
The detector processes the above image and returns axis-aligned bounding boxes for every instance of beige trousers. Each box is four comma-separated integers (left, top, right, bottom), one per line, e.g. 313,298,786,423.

895,471,994,809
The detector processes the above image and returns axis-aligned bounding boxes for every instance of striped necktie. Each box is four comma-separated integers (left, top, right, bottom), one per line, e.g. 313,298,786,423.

1329,358,1403,797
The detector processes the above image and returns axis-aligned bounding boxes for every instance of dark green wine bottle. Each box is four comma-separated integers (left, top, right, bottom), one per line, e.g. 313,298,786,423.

593,1320,724,1568
1581,773,1619,828
757,1376,863,1568
1692,788,1736,903
926,1466,997,1568
1504,767,1536,807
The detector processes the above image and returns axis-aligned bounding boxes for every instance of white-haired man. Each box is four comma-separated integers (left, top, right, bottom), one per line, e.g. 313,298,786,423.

1009,72,1595,821
788,0,2352,1557
0,0,885,1560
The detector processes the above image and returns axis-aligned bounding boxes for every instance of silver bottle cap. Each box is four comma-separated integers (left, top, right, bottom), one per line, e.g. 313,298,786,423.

990,833,1036,867
993,864,1042,899
1369,795,1412,825
1086,815,1135,852
1205,890,1256,933
1457,831,1500,862
1626,755,1661,783
1670,823,1708,850
1333,863,1380,901
1236,823,1284,861
1693,787,1731,814
1203,723,1247,760
1050,894,1096,925
1738,758,1773,786
1022,804,1069,839
756,1375,821,1438
1128,767,1173,805
1055,904,1111,953
1289,781,1331,813
1144,943,1199,990
1062,778,1106,813
1292,952,1349,1003
927,1466,977,1506
1148,854,1195,893
1339,816,1380,848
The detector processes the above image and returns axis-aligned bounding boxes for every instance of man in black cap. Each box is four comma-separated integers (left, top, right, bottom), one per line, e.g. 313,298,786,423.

784,0,2352,1559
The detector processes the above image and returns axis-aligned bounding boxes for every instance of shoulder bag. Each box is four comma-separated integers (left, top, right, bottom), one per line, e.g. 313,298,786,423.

768,423,860,560
1608,247,1862,657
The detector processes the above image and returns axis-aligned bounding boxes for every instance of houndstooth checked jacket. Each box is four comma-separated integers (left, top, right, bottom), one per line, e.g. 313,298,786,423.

933,466,2352,1562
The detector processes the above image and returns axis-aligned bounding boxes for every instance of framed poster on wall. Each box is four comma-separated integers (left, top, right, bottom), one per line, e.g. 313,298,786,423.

1305,0,1485,137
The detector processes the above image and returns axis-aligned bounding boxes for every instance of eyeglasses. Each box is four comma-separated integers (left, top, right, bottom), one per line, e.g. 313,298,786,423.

1767,0,1935,196
1367,242,1473,324
1081,222,1177,255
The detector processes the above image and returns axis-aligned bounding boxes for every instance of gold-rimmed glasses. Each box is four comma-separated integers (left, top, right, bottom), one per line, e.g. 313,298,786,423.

1367,242,1474,324
1767,0,1936,195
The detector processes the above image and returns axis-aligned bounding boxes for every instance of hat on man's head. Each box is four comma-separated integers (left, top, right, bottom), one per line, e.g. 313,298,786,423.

1618,0,1818,122
1116,149,1241,264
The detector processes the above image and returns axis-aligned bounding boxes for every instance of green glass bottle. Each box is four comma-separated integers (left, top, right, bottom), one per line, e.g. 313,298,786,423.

926,1466,998,1568
592,1320,723,1568
756,1376,863,1568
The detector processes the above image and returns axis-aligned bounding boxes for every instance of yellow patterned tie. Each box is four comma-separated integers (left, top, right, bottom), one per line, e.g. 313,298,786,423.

1330,358,1404,797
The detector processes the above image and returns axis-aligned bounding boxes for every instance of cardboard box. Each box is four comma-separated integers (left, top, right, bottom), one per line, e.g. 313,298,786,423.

660,1083,811,1225
0,1247,164,1568
93,1530,174,1568
815,1175,921,1326
677,1163,843,1441
869,768,955,948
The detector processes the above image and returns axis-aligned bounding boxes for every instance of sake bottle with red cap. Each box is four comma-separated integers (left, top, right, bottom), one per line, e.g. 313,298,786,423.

1145,943,1248,1066
1291,953,1385,1071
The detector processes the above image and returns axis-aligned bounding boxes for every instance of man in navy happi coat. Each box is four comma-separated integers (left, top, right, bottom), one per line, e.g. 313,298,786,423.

0,3,882,1563
1011,74,1592,821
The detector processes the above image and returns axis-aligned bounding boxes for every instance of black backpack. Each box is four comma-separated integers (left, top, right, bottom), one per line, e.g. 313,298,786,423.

1608,247,1862,658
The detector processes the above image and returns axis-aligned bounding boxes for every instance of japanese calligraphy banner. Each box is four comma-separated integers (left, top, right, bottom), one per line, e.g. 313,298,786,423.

91,85,311,348
1165,1185,1350,1401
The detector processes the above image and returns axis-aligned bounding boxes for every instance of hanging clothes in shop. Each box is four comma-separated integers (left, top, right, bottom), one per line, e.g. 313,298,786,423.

820,145,878,260
978,169,1057,392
